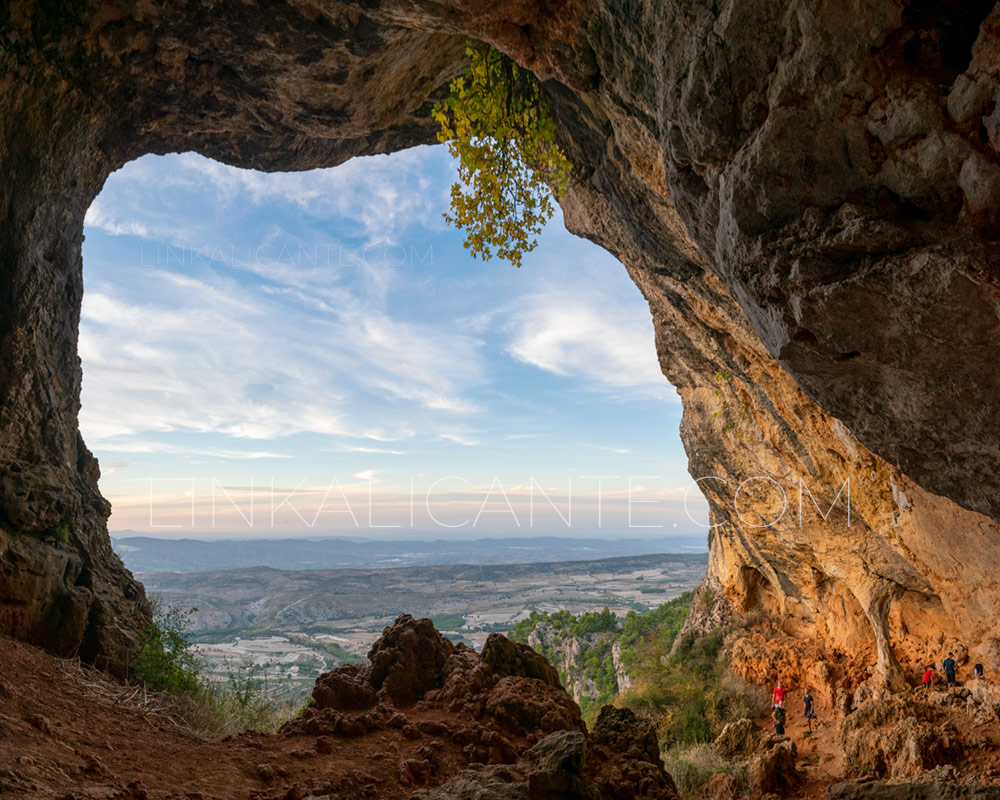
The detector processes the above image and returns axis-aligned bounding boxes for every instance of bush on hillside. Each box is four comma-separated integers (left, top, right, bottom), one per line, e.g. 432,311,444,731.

620,613,769,748
126,600,291,737
128,603,202,694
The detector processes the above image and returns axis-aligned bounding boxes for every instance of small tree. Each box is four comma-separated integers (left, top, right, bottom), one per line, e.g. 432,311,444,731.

129,603,202,694
433,43,572,268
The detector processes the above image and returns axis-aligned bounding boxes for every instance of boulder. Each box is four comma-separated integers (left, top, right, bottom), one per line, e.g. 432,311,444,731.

485,677,585,735
311,665,376,711
714,718,766,760
748,738,798,795
699,772,740,800
826,782,1000,799
841,697,961,780
590,706,661,764
481,634,563,689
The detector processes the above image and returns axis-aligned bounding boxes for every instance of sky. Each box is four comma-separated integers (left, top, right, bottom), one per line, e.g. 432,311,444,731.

80,146,709,538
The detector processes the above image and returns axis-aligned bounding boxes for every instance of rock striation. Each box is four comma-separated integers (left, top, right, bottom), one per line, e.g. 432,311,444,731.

2,0,1000,695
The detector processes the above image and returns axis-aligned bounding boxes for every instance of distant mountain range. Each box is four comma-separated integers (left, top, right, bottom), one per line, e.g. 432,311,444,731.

111,533,707,574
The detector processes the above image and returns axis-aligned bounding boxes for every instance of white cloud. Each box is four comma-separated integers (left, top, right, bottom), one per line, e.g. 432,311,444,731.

80,149,692,524
87,148,450,251
79,262,486,444
92,441,293,459
503,262,676,401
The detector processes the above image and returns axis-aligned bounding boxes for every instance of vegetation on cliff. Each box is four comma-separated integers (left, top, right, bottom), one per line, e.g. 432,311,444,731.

621,612,767,746
510,593,769,795
509,595,700,723
433,43,572,268
509,606,622,720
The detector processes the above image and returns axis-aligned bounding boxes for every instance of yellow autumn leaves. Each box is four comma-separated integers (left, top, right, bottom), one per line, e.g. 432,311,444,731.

433,44,573,268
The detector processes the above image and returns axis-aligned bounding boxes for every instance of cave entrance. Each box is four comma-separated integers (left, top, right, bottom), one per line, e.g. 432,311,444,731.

79,146,710,675
82,146,704,538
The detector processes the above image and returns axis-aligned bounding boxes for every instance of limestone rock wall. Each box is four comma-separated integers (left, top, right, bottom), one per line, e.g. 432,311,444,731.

2,0,1000,683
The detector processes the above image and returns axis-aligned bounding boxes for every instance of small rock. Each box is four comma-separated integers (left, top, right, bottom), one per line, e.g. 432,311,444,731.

399,757,431,787
25,714,52,736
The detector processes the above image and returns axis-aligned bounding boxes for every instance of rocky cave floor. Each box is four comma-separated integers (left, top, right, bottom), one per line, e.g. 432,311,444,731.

4,617,1000,800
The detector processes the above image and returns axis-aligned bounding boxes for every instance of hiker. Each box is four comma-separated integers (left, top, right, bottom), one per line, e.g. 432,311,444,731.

772,680,787,709
943,652,957,687
922,665,934,692
975,662,985,681
772,704,786,736
803,690,817,735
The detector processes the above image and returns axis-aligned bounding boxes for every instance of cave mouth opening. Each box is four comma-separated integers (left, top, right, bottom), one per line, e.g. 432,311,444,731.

79,145,707,551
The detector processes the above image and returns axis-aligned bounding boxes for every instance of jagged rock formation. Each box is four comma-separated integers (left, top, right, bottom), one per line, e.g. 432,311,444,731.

284,614,678,799
3,0,1000,698
827,783,1000,800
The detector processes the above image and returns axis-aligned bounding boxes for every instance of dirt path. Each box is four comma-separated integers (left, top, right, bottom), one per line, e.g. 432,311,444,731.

752,705,844,798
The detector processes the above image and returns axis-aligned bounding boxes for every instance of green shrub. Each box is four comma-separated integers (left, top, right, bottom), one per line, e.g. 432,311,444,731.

619,592,693,671
126,600,291,737
129,603,202,694
433,43,572,268
620,612,769,748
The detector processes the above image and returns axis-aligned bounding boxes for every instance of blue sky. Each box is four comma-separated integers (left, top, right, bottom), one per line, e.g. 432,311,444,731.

80,146,709,537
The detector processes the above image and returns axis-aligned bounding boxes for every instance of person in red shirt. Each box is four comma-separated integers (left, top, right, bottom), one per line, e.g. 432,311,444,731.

772,680,787,709
922,666,934,692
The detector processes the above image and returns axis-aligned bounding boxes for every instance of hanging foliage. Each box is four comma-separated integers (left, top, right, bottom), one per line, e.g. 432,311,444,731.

433,43,573,268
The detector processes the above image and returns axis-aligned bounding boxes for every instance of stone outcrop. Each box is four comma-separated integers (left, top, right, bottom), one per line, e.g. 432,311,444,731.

840,692,962,780
285,615,678,799
2,0,1000,691
525,622,624,707
712,718,801,795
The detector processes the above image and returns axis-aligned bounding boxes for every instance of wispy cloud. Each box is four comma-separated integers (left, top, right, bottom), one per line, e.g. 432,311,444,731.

93,441,293,459
580,443,631,454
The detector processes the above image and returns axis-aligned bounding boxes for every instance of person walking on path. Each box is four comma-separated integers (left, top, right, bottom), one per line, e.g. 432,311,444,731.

922,665,934,692
772,680,787,709
803,690,817,735
772,704,786,736
943,652,957,687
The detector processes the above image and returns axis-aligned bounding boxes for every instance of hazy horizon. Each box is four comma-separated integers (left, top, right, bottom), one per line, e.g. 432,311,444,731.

110,529,709,545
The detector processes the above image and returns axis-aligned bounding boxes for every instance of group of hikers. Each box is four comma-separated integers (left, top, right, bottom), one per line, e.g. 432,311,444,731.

921,651,985,691
769,681,817,737
769,653,988,737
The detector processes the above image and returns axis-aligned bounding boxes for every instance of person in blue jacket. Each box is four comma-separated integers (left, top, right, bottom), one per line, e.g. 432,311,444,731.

942,652,957,687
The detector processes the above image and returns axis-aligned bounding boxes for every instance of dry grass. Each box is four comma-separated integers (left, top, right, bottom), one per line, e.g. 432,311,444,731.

56,656,291,740
662,742,747,797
